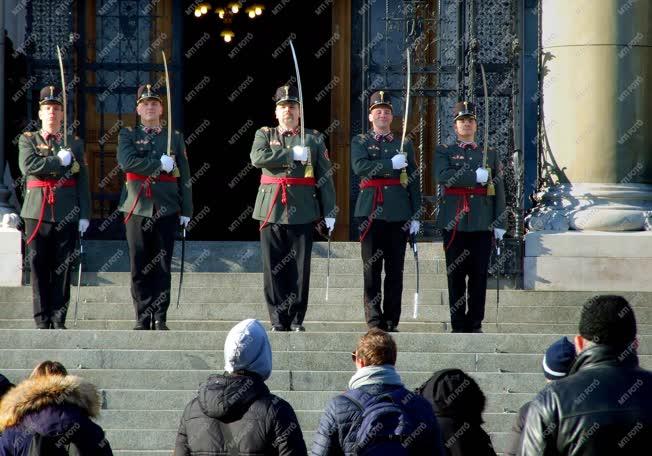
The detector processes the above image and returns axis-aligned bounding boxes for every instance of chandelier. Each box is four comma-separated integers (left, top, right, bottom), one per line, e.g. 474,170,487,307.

193,2,265,43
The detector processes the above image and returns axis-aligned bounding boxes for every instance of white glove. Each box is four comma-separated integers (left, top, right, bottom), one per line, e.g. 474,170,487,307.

160,155,175,173
391,154,407,170
324,217,335,234
409,220,420,235
292,145,308,161
78,219,89,235
179,216,191,228
494,228,506,241
57,148,73,166
475,167,489,184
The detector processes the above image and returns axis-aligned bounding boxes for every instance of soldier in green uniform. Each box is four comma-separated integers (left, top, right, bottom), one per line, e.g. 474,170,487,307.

19,86,91,329
351,91,421,332
117,84,193,330
434,101,507,333
250,84,337,332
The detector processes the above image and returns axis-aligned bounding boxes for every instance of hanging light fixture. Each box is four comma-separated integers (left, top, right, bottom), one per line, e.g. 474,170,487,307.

220,29,235,43
254,4,264,15
228,2,241,14
199,3,211,15
246,7,256,18
215,7,226,19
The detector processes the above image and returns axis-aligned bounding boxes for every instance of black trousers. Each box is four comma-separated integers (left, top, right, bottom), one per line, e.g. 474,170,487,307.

25,219,78,326
260,223,313,330
360,220,408,330
125,214,177,325
442,230,492,332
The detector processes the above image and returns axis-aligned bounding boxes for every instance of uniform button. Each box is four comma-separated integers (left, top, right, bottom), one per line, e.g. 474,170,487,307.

384,186,387,189
470,195,474,198
287,184,291,187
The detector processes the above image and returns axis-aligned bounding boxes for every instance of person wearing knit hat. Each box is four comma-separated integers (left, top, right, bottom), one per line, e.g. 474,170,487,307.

175,319,306,455
223,318,273,380
506,337,576,456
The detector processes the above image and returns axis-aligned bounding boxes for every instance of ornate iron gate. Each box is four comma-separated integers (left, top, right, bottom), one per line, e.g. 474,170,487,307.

351,0,523,275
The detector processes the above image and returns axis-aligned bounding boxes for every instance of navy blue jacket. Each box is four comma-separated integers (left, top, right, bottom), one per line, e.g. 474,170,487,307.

0,375,111,455
311,383,445,456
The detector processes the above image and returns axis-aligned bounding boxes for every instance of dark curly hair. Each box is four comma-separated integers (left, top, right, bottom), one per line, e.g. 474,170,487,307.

579,295,636,348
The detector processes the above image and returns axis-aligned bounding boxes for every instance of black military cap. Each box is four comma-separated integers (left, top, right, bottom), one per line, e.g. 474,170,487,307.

136,84,162,105
453,101,476,120
39,86,62,106
369,90,392,112
274,85,300,105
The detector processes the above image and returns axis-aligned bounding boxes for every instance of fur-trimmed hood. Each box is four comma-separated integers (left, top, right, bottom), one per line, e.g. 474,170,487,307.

0,375,101,430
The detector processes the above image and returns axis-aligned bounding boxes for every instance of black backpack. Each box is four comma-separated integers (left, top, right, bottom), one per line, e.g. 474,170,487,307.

27,434,78,456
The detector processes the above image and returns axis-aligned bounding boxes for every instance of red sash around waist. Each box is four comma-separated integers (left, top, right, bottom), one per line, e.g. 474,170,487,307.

25,178,77,245
123,172,178,223
358,178,401,241
259,175,316,230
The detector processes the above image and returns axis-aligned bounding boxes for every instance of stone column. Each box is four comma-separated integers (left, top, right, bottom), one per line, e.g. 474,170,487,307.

527,0,652,231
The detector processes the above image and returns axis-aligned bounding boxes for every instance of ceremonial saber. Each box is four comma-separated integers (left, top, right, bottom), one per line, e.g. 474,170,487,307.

399,48,411,188
325,234,331,301
410,233,419,318
288,39,313,176
162,51,180,177
74,234,83,327
479,63,495,195
288,40,305,148
56,46,67,147
176,228,186,309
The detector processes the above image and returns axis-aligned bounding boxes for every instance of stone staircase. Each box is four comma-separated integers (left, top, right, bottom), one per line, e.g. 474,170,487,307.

0,241,650,455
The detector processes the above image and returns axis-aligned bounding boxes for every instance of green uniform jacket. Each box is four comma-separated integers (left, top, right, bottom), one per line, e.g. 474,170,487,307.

117,126,193,218
351,133,421,222
250,127,336,225
19,131,91,222
433,143,507,232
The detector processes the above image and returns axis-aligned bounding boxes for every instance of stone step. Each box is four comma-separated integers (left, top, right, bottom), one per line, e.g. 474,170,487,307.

2,302,652,326
77,272,446,288
7,319,651,335
102,430,513,453
3,286,649,308
0,369,547,393
95,409,517,433
79,241,447,273
99,389,534,414
1,348,650,373
0,331,649,355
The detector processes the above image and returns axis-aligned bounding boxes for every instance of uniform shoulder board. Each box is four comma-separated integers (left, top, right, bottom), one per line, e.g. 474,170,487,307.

261,126,270,132
356,133,366,140
312,129,321,136
175,130,180,135
23,132,32,137
439,144,448,148
125,126,133,132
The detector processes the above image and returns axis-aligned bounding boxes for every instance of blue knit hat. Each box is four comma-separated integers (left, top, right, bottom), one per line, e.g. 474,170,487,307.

542,337,576,380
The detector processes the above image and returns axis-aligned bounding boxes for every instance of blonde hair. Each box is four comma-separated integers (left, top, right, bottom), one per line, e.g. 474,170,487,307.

30,361,68,379
355,328,397,366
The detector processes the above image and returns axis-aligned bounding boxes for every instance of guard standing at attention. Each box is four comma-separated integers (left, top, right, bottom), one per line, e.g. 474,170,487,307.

118,84,193,330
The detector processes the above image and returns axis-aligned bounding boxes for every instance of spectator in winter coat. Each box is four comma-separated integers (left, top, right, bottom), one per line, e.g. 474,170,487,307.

311,328,445,455
0,360,112,455
416,368,496,456
504,337,575,456
174,319,307,455
520,295,652,455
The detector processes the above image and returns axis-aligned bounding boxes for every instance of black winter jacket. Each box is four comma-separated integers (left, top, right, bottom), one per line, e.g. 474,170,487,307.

416,369,497,456
520,345,652,455
174,373,307,456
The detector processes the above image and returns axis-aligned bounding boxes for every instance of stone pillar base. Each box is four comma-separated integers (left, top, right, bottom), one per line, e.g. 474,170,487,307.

525,231,652,291
0,227,22,286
